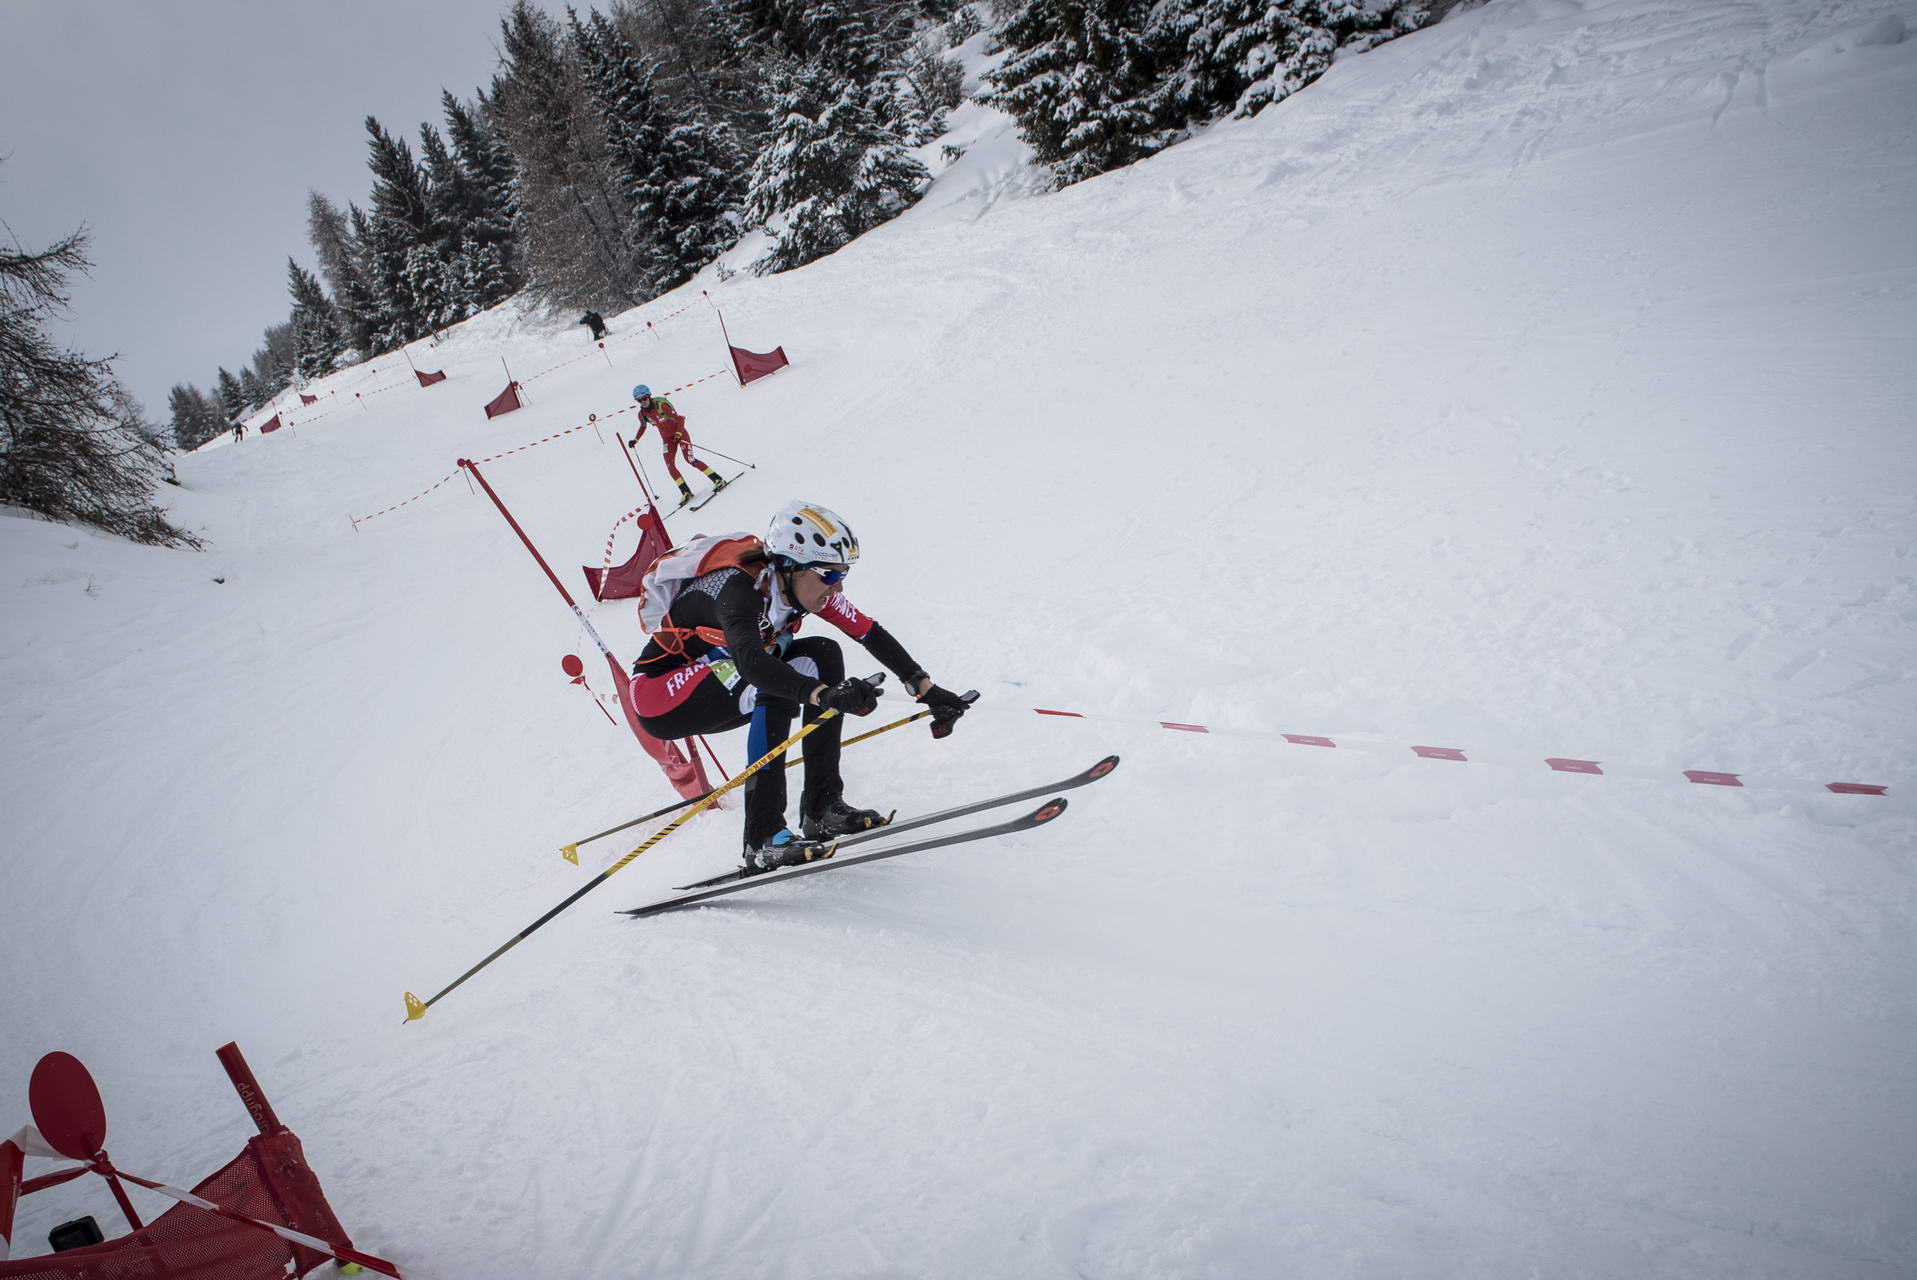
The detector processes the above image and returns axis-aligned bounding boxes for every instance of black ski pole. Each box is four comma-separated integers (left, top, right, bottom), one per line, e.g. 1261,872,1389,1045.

690,442,757,469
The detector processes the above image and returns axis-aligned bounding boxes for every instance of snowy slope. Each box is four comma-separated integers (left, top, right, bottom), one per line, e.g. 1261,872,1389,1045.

5,1,1916,1276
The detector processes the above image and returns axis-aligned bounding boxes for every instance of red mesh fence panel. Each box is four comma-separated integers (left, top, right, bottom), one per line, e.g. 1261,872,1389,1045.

0,1134,352,1280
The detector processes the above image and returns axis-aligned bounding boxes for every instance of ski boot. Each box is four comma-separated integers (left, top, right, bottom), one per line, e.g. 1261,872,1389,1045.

801,795,887,841
674,483,695,510
742,828,813,876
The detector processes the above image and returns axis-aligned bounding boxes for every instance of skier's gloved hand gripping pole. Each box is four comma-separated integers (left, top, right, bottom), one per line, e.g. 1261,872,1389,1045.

558,690,977,863
403,676,887,1022
915,683,972,739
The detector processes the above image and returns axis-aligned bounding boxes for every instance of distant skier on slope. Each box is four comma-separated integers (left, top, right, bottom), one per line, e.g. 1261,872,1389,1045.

627,383,726,507
628,501,973,872
580,310,607,340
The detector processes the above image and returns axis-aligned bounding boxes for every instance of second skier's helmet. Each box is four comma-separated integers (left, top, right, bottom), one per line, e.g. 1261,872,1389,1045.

632,383,651,399
767,501,860,571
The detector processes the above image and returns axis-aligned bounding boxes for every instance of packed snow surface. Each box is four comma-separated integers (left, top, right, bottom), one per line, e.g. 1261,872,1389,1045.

5,1,1915,1276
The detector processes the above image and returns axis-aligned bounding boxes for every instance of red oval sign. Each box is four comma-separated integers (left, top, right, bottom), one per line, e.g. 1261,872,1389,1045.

29,1051,107,1160
561,654,585,678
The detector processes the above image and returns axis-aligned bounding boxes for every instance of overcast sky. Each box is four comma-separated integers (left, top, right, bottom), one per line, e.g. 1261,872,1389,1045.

0,0,563,422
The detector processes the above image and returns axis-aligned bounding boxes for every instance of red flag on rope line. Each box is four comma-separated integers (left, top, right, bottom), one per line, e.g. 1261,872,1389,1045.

482,381,523,419
729,344,788,386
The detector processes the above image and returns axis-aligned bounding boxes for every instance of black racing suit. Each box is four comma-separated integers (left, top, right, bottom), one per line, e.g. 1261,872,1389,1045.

631,566,925,845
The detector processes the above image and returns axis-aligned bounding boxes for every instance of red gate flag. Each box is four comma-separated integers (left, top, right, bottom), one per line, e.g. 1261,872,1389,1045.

415,368,447,388
730,344,788,386
583,507,671,601
259,415,282,434
483,381,523,419
298,393,318,405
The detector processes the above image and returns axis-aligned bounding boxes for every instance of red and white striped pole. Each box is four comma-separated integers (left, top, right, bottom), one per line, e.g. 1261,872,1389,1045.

459,459,709,799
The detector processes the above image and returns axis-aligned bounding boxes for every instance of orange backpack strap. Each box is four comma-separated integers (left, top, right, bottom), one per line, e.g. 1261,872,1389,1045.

641,536,769,658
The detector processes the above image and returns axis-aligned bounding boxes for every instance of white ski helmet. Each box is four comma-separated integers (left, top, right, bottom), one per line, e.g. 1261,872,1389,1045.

766,501,860,570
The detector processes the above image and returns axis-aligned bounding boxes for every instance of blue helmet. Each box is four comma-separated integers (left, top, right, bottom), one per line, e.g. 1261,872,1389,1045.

632,384,651,399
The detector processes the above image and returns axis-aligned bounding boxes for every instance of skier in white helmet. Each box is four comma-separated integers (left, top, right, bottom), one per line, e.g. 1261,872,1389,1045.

629,501,973,872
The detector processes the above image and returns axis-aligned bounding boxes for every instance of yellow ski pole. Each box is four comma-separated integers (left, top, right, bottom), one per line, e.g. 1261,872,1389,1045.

560,697,968,863
404,678,882,1022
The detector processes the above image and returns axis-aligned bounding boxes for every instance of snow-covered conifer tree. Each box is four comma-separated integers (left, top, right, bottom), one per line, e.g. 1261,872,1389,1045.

286,259,348,379
984,0,1175,188
577,9,743,293
744,55,929,275
494,0,647,310
237,365,270,408
307,193,378,355
442,90,521,303
362,116,436,346
1175,0,1429,120
0,208,192,544
215,367,246,419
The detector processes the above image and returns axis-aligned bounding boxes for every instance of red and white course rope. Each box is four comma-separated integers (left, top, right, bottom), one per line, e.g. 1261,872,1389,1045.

1017,705,1892,797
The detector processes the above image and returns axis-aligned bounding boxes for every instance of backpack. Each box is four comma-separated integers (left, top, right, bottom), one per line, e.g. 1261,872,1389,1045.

636,532,767,655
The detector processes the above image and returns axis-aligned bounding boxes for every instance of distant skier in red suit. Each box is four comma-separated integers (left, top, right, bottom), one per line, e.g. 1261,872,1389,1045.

627,383,725,507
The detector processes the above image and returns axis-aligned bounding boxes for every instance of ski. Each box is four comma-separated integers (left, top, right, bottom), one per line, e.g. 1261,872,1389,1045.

672,754,1120,890
621,798,1072,919
690,474,746,510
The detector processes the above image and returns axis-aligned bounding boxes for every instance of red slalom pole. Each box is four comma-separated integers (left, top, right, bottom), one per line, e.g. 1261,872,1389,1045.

458,459,709,797
696,735,731,781
706,292,744,387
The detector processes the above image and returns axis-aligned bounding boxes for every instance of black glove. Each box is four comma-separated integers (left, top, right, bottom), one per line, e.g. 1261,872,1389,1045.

917,684,972,739
817,676,880,716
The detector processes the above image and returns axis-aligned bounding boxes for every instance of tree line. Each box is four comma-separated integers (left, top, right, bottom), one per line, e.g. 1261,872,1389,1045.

168,0,1430,452
8,0,1432,544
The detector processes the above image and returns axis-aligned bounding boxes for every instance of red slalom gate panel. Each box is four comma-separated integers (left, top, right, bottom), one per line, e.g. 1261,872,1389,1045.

730,344,788,385
482,381,523,419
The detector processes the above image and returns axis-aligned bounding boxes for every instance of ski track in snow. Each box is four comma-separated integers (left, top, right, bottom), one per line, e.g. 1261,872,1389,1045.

4,1,1917,1276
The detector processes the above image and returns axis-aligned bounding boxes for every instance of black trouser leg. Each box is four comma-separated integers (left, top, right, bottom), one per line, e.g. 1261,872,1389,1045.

789,635,846,819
